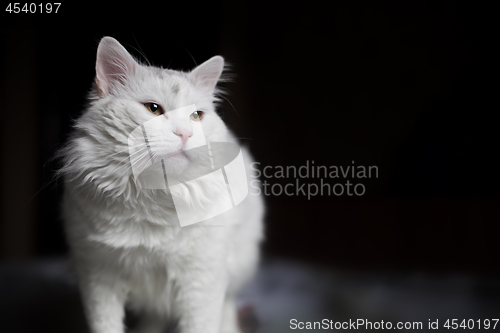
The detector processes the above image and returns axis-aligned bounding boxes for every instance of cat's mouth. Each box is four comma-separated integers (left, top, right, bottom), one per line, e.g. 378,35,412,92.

164,149,190,161
168,150,186,157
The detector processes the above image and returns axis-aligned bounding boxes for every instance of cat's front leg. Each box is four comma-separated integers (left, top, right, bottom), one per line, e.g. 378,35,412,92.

78,270,129,333
220,296,243,333
174,260,228,333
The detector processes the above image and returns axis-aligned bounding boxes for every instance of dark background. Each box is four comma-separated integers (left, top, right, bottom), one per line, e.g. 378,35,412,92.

1,1,498,278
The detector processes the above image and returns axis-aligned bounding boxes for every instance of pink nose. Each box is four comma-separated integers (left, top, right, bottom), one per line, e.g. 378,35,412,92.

173,128,193,145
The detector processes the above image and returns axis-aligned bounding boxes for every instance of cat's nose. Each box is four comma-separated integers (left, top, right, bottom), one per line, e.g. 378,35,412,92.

173,128,193,145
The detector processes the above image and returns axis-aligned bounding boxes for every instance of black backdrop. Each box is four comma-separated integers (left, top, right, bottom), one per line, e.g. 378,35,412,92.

0,2,498,275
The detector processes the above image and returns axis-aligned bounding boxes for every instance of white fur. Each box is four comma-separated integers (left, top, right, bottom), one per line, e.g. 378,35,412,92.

60,37,264,333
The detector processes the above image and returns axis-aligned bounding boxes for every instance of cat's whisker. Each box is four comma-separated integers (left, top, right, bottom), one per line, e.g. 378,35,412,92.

108,146,150,176
117,156,149,177
127,37,152,66
113,143,152,164
219,95,240,117
111,151,145,173
125,150,153,175
108,143,149,158
105,147,140,160
115,145,149,164
94,143,148,162
183,48,198,67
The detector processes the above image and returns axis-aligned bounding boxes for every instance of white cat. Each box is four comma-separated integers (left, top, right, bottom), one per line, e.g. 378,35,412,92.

59,37,264,333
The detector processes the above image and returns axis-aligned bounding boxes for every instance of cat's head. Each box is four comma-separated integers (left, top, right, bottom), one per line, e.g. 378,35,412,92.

62,37,230,196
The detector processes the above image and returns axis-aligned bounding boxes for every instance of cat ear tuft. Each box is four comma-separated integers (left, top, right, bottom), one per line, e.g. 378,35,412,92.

190,56,224,93
95,37,138,95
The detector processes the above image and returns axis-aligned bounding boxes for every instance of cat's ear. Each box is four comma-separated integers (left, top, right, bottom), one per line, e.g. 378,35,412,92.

95,37,138,95
190,56,224,93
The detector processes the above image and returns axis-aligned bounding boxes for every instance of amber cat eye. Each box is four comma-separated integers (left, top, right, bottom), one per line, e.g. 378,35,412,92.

144,103,163,116
190,111,204,121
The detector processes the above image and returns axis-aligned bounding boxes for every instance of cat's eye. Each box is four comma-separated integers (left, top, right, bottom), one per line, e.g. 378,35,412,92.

190,111,204,122
144,103,163,116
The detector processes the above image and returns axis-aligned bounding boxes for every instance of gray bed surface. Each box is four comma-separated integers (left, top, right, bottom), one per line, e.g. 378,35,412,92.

1,257,499,332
